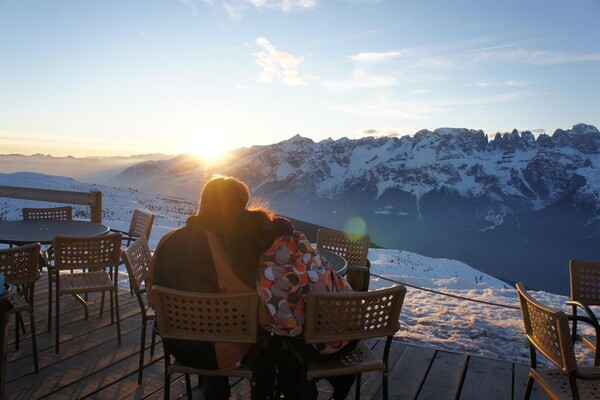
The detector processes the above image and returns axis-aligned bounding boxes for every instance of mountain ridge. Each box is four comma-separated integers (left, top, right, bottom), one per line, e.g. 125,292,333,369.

110,123,600,294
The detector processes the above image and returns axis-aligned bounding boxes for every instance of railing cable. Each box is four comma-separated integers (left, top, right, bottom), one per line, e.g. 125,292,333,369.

370,272,521,310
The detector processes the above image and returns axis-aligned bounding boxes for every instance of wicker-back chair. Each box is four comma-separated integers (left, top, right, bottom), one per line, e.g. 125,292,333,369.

152,286,261,400
110,209,155,295
22,206,73,221
51,233,123,353
516,282,600,399
0,243,41,372
121,237,156,384
111,209,155,247
316,228,371,291
302,285,406,400
568,259,600,364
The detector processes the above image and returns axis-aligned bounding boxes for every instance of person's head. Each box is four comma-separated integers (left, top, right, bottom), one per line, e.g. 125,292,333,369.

198,176,250,221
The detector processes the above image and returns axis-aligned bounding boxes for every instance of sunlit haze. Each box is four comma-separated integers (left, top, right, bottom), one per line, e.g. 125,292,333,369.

1,0,599,157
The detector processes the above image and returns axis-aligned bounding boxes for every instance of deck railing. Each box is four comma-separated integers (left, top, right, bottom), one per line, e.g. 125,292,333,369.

0,185,103,222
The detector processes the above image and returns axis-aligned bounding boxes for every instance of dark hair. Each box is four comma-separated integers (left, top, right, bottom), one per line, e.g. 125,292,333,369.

196,176,274,286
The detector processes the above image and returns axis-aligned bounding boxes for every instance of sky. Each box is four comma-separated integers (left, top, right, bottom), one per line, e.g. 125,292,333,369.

1,0,599,158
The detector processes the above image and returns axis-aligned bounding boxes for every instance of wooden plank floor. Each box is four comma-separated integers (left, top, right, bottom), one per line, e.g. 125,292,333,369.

3,274,551,400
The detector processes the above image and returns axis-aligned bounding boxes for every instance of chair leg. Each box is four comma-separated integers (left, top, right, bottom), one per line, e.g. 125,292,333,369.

99,291,105,318
150,328,156,357
14,313,20,350
55,284,60,354
17,312,26,334
47,272,53,332
250,378,257,400
524,374,534,400
138,321,146,385
164,349,171,400
29,312,39,373
185,374,192,398
355,373,362,400
383,370,388,400
114,288,121,345
164,371,170,400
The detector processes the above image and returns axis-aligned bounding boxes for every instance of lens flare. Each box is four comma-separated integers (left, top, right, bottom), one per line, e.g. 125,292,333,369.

343,217,367,239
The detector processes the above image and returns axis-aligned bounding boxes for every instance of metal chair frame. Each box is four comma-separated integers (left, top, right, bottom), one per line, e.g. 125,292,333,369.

301,285,407,400
152,286,261,400
0,243,41,372
316,228,371,292
51,232,123,353
517,282,600,400
121,237,157,384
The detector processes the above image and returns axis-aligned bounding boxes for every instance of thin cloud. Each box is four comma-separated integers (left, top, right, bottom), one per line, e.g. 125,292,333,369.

410,89,432,95
201,0,317,18
504,80,533,87
181,0,199,15
350,51,402,63
249,0,317,12
331,90,545,119
321,68,397,91
359,127,418,137
475,48,600,65
465,44,516,53
254,38,310,85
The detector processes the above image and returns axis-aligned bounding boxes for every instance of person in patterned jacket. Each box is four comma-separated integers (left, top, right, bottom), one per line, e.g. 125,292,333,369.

257,232,357,400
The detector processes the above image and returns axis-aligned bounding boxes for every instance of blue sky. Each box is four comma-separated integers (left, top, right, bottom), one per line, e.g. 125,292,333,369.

1,0,599,157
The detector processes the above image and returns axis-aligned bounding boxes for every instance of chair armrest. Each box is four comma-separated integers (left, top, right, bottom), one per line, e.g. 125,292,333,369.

568,313,600,365
41,250,51,268
571,369,600,380
567,300,600,327
346,265,369,272
567,314,600,336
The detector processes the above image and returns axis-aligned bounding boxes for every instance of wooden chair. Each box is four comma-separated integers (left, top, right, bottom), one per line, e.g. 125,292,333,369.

301,285,407,400
111,209,155,296
121,237,156,384
316,228,371,292
0,243,41,372
568,259,600,365
22,206,73,221
51,233,123,353
22,206,72,268
152,286,261,400
516,282,600,399
111,209,155,247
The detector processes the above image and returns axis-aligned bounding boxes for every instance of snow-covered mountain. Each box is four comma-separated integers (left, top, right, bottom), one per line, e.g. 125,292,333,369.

111,124,600,295
2,171,591,365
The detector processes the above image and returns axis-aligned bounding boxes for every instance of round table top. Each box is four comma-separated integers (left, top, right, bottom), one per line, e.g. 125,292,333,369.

0,220,110,245
319,249,348,275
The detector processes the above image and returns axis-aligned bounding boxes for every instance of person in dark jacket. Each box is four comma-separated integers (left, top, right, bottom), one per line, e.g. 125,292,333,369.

148,175,292,399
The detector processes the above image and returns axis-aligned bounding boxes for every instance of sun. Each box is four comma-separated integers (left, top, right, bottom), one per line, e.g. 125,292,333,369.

188,134,232,163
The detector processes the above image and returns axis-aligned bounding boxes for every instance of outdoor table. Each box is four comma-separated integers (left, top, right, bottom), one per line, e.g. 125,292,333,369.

0,220,110,246
320,249,348,275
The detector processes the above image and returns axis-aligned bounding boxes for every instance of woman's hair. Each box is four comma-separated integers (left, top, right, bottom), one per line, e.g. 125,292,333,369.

196,176,275,286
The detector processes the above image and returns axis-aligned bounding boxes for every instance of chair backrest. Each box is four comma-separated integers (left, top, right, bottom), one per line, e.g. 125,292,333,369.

122,237,152,292
152,285,259,343
516,282,578,373
316,228,370,267
23,206,73,221
0,242,41,285
53,232,122,271
128,209,155,240
570,259,600,306
303,285,406,344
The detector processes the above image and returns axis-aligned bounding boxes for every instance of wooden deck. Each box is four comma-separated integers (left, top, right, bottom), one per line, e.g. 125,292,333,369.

4,274,550,400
